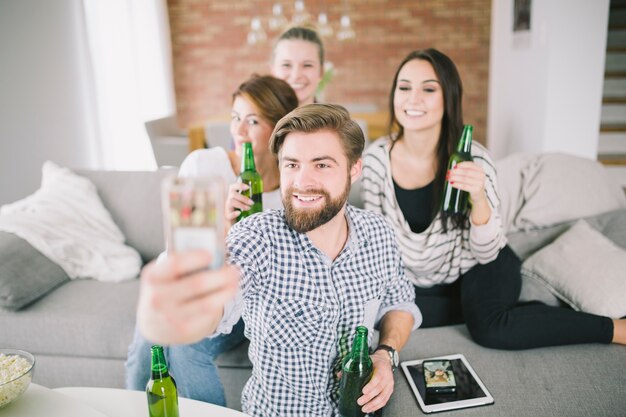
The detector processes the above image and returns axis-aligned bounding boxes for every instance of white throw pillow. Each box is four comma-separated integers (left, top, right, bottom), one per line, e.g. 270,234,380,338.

521,220,626,318
0,161,141,282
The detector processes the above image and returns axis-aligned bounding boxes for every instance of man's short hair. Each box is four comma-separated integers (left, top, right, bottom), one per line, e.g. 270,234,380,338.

270,104,365,166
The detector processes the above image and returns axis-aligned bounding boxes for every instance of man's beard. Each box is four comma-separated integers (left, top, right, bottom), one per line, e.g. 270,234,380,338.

283,178,351,234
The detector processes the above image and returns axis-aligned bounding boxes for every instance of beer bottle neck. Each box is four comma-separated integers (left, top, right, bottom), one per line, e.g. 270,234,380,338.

241,142,256,173
350,326,370,360
150,345,170,379
457,125,473,154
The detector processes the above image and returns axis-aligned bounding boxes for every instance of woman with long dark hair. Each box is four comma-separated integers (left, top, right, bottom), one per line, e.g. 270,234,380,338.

361,48,625,349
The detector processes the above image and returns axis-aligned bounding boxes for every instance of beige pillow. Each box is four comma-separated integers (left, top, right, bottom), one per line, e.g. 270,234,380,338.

521,220,626,319
497,153,626,233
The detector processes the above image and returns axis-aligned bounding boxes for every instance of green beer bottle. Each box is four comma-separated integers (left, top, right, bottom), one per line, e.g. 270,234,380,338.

146,345,179,417
237,142,263,222
338,326,373,417
442,125,474,214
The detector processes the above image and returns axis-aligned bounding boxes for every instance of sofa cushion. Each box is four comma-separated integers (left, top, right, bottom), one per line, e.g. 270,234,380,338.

509,209,626,306
387,325,626,417
76,169,173,263
0,278,139,359
0,162,142,282
0,232,70,310
507,208,626,260
584,208,626,248
522,220,626,318
496,153,626,233
216,325,626,415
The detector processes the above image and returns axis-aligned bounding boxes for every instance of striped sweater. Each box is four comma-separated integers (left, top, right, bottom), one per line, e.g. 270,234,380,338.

361,137,507,287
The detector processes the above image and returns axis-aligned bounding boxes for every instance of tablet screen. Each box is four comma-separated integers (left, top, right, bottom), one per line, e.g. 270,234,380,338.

405,358,487,405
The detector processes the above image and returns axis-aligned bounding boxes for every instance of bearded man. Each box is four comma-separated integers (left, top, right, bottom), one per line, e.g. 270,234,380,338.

137,104,421,417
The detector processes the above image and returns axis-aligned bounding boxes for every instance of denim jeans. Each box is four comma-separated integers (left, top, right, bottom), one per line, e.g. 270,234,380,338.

124,319,246,405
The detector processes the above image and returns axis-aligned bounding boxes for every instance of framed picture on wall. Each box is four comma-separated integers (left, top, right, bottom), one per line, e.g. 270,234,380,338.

513,0,531,32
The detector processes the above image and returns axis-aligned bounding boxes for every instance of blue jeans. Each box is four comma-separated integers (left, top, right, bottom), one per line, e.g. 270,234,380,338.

124,319,246,405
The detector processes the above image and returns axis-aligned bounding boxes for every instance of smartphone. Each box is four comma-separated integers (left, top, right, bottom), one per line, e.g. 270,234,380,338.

423,360,457,394
162,175,226,269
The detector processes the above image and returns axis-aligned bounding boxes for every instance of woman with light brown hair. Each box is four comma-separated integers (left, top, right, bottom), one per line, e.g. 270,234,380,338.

125,74,298,405
180,74,299,226
180,74,298,210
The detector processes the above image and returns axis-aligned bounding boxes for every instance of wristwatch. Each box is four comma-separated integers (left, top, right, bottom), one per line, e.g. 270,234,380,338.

374,344,399,372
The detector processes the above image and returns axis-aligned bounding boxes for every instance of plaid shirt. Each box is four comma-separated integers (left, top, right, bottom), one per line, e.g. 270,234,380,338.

221,205,421,416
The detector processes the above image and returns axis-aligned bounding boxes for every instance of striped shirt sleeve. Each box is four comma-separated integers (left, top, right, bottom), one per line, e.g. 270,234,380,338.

361,137,507,287
468,143,507,264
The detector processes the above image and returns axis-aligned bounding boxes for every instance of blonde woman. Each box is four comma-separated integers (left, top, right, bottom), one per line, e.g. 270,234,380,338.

271,26,324,105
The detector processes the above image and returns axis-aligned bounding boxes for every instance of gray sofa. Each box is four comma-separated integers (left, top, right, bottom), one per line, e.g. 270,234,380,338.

1,156,625,416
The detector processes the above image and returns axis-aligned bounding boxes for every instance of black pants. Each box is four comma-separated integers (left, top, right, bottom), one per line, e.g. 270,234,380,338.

415,245,614,349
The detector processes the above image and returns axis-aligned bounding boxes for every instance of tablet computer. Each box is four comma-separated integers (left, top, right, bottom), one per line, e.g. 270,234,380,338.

400,353,494,413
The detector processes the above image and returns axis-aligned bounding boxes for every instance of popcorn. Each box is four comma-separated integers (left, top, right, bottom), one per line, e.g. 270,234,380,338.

0,353,33,407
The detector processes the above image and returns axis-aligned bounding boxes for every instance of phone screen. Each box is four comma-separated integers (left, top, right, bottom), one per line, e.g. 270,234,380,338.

423,360,456,394
162,176,225,269
407,358,488,405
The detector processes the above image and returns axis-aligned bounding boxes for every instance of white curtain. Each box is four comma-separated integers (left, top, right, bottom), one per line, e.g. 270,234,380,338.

81,0,175,170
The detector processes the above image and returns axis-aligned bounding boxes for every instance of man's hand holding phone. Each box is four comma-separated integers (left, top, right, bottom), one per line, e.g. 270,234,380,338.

137,251,239,345
137,175,239,345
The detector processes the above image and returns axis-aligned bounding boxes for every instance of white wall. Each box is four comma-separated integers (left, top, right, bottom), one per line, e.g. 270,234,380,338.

0,0,98,205
488,0,610,160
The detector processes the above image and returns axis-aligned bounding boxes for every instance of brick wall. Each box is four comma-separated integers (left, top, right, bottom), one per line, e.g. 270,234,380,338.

168,0,491,142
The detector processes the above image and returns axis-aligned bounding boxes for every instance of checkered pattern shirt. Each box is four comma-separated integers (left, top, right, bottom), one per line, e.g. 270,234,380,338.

220,204,421,416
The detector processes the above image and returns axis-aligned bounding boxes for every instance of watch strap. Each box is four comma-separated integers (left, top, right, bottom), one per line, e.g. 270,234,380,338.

374,344,398,370
374,344,393,352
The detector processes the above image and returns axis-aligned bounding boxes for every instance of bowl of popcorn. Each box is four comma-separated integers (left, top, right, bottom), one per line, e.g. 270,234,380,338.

0,349,35,408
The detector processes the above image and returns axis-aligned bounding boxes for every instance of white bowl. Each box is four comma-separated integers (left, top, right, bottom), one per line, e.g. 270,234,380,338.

0,349,35,408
